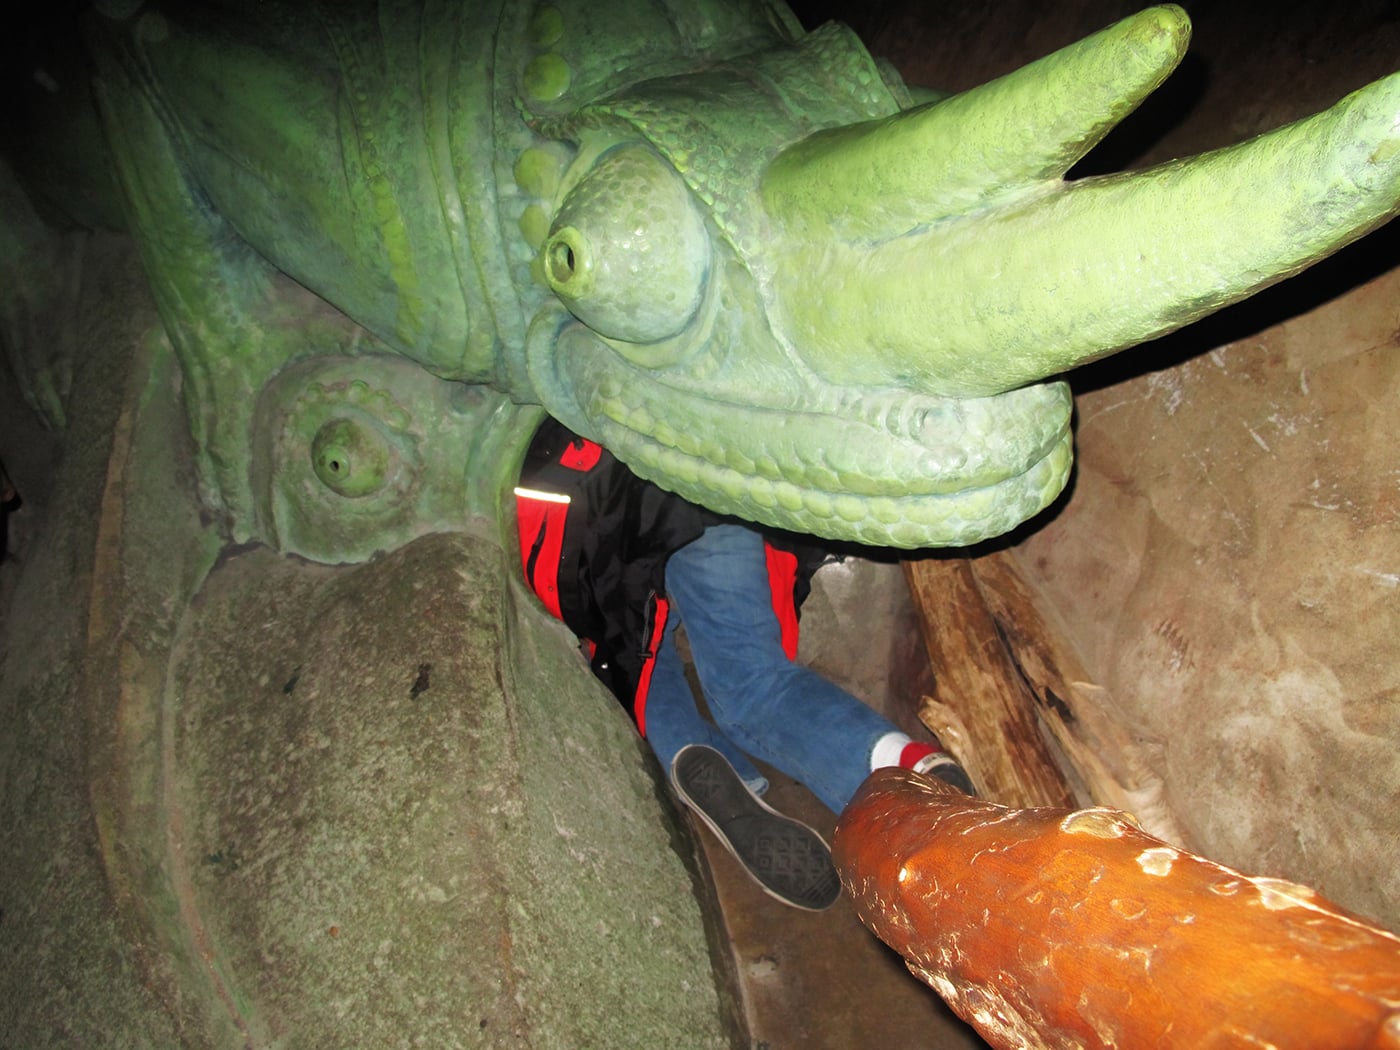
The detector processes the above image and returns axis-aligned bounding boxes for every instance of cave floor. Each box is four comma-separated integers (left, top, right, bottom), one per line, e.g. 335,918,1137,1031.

693,765,987,1050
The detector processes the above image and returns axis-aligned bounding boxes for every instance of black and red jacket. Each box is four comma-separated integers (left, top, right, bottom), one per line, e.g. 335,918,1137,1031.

514,418,823,735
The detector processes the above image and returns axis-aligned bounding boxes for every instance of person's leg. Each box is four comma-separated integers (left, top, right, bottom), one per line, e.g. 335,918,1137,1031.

666,524,971,813
662,525,898,812
640,616,769,795
643,602,840,911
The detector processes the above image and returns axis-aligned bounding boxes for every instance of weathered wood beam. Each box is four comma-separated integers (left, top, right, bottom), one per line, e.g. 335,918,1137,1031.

834,767,1400,1050
964,550,1189,844
901,556,1074,809
904,550,1189,842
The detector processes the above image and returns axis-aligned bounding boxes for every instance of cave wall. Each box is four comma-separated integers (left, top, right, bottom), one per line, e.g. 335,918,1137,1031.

827,0,1400,926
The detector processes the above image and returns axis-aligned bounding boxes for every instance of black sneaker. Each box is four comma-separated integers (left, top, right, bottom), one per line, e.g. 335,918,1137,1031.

912,751,977,796
671,745,841,912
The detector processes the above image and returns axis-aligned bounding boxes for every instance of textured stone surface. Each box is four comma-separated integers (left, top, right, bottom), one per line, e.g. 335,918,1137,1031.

0,239,216,1045
1019,271,1400,928
168,533,729,1047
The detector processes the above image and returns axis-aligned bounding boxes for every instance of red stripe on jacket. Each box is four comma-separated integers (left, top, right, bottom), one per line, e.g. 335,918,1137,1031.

764,543,801,660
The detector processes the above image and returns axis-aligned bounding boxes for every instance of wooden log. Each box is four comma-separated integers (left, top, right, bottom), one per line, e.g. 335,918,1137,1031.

834,767,1400,1050
901,557,1074,809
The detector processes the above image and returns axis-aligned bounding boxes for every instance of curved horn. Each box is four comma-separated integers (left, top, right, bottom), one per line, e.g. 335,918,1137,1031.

765,12,1400,399
763,5,1191,243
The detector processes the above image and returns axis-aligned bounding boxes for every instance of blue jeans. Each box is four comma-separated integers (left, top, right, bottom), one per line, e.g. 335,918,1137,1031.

642,524,901,814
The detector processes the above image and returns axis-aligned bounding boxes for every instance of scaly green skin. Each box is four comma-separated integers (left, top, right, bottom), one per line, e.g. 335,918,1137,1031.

9,1,1400,561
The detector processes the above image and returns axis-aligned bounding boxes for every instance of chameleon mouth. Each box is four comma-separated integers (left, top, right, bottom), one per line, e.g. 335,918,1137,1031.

545,323,1074,549
591,412,1072,549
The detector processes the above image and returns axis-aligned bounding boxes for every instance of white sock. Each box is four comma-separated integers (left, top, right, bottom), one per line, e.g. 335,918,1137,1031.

869,730,914,773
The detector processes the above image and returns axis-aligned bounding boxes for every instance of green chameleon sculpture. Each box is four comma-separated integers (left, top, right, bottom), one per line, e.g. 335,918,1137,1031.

10,0,1400,562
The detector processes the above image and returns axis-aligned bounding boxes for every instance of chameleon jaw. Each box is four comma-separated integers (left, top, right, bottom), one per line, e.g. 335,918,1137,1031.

527,313,1075,549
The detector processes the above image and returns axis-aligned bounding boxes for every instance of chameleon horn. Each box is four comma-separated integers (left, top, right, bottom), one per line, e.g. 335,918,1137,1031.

764,8,1400,398
762,5,1190,243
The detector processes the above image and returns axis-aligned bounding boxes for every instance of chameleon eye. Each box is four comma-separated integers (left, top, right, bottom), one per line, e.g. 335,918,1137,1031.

544,144,710,346
311,417,390,497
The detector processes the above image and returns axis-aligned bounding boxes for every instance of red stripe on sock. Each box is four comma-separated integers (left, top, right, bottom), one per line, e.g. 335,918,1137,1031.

898,742,937,769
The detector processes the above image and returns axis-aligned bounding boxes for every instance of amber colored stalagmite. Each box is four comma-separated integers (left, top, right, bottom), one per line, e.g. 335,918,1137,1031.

833,767,1400,1050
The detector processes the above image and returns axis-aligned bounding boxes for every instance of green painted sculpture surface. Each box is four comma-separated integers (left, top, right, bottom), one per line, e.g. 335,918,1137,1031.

10,1,1400,560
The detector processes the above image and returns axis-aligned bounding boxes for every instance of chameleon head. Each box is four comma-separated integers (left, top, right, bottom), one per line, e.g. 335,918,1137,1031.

520,6,1400,548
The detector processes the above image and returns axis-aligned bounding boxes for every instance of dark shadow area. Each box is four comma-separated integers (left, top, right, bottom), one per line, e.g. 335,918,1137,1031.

0,463,18,564
1065,51,1210,177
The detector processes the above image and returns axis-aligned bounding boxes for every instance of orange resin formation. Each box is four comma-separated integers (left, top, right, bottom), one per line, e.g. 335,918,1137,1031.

832,767,1400,1050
